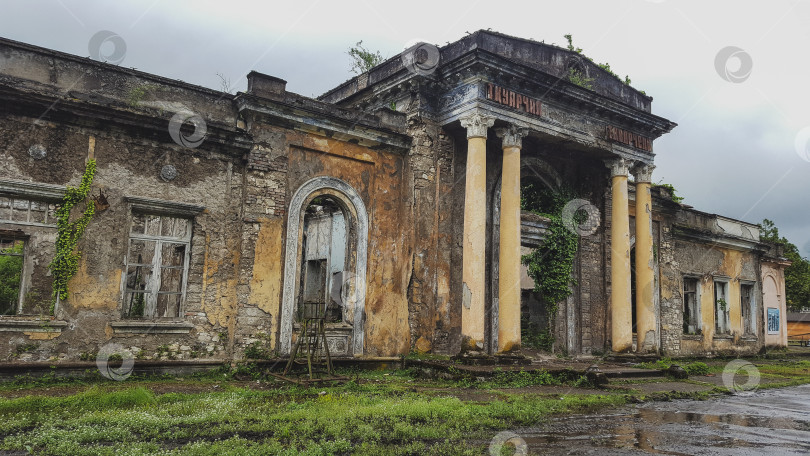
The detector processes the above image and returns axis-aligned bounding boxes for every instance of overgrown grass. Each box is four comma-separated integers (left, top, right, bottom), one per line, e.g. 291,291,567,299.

3,359,810,453
0,382,626,455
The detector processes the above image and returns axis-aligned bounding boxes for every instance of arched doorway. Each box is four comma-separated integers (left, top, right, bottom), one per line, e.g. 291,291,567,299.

279,177,368,357
490,156,564,353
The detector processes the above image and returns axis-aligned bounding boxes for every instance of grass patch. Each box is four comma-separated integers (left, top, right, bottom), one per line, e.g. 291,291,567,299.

683,362,710,376
0,382,626,455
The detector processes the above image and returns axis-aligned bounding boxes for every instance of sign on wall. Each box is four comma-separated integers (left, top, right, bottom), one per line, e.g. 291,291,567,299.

767,307,780,334
486,83,542,116
605,126,652,152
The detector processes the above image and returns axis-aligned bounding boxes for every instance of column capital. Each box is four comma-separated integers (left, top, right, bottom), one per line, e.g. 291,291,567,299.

632,164,655,183
605,157,631,177
460,112,496,139
495,125,529,149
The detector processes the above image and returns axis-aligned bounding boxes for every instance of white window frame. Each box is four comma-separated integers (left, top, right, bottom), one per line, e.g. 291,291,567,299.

122,196,203,320
0,179,65,316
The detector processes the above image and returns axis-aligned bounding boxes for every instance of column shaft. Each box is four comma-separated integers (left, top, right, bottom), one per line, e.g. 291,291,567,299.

496,126,527,353
634,165,656,352
460,113,494,351
607,159,632,352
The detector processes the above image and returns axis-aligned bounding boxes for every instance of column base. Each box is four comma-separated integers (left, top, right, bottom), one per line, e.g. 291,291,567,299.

460,335,485,354
496,342,522,355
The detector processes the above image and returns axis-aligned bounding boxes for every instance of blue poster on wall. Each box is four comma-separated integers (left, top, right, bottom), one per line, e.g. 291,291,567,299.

767,307,780,334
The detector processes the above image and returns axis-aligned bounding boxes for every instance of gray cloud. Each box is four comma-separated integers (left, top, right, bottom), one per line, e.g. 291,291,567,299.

2,0,809,255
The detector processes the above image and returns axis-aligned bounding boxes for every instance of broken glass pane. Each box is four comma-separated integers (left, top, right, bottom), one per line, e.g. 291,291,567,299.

161,243,185,267
126,265,153,291
29,200,48,224
160,267,183,293
172,218,190,239
128,239,156,265
144,214,161,236
0,239,23,315
156,293,181,318
11,199,29,222
124,291,147,318
131,213,146,234
0,197,11,221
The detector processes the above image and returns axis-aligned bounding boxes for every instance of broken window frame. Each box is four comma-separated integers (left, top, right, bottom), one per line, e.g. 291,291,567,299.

740,281,756,337
0,181,65,317
0,236,26,316
682,276,701,335
123,212,191,319
713,279,731,336
0,195,58,228
297,197,350,325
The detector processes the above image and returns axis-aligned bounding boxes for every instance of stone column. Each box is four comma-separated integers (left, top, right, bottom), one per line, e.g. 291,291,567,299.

606,158,632,353
633,164,656,352
459,112,495,352
496,125,528,353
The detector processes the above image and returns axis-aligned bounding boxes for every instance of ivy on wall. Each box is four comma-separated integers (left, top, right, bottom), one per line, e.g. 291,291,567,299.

49,159,96,311
520,184,580,350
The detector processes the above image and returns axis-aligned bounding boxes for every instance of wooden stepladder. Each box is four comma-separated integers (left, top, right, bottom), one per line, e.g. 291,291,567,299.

272,300,347,384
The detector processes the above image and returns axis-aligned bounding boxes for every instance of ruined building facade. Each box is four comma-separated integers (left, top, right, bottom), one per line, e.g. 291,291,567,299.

0,31,789,364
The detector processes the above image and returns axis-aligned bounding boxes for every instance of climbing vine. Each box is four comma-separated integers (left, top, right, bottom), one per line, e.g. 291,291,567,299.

520,184,580,350
49,159,96,311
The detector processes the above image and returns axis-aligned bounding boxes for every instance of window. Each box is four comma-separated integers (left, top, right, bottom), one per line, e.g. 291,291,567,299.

740,283,755,336
767,307,780,334
123,213,190,319
0,196,57,226
0,237,24,315
714,280,730,335
299,197,347,324
683,277,700,335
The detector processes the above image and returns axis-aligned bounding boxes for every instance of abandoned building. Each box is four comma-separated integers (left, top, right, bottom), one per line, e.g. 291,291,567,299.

0,30,790,365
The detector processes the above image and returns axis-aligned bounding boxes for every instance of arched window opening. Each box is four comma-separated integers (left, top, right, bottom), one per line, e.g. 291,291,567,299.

280,177,369,357
299,196,348,325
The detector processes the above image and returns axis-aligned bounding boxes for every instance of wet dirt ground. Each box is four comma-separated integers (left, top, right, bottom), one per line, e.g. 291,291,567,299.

520,383,810,455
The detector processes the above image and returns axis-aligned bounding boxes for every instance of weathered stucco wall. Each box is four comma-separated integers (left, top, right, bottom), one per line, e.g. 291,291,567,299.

0,101,245,362
664,236,761,356
762,262,788,347
0,33,790,365
285,137,410,356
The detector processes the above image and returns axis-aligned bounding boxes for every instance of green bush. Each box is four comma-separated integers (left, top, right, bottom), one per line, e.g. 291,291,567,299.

684,362,710,376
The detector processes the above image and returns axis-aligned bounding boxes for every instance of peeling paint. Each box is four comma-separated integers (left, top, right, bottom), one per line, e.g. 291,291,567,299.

67,256,121,310
24,331,60,340
248,217,283,347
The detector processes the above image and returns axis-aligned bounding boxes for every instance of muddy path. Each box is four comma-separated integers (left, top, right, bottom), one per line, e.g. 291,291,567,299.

518,384,810,455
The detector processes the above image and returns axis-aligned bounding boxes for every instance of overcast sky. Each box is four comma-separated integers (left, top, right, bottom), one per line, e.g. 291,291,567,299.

2,0,809,256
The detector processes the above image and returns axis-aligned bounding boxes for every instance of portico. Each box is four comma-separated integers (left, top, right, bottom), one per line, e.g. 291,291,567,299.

322,30,676,357
450,93,665,355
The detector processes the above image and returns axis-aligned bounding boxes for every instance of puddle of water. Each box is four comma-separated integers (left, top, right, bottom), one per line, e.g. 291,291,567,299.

514,384,810,455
